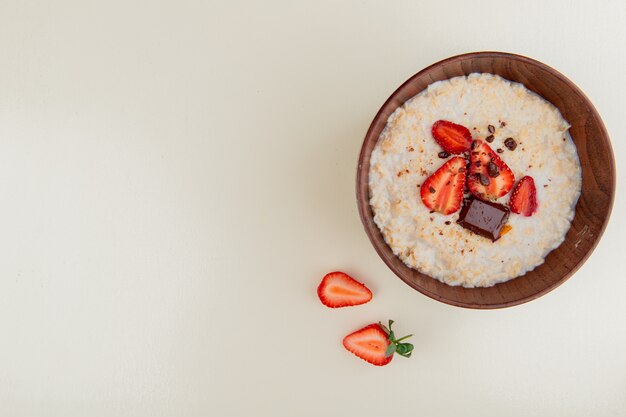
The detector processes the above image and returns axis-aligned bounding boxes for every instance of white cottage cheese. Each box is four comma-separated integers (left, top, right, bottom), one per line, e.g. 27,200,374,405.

369,73,581,287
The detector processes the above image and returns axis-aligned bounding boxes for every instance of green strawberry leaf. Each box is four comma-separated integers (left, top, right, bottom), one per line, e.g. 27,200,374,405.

385,343,396,357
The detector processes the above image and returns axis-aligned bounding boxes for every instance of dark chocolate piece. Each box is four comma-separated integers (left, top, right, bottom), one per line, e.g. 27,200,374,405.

438,151,450,159
457,197,510,241
487,161,499,178
504,137,517,150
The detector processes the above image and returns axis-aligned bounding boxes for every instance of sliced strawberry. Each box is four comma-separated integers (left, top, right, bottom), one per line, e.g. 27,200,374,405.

343,320,413,366
317,272,372,308
509,176,538,216
420,156,466,215
467,140,515,201
431,120,473,154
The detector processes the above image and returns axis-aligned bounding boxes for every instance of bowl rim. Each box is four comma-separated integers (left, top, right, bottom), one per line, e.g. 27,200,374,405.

356,51,616,309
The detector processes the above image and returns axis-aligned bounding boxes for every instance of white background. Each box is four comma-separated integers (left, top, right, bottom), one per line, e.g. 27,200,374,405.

0,1,624,416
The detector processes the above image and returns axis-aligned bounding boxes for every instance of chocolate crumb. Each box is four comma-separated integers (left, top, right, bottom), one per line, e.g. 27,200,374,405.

407,146,414,152
528,165,532,169
487,162,499,178
504,137,517,151
485,134,495,143
461,249,465,255
416,184,420,187
445,221,451,225
439,231,444,236
500,121,506,128
488,125,495,133
438,151,450,159
496,148,504,153
563,137,566,142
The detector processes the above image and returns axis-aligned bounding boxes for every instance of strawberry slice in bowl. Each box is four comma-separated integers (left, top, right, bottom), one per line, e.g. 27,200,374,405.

467,139,515,201
317,271,372,308
420,156,467,215
431,120,473,154
509,176,538,216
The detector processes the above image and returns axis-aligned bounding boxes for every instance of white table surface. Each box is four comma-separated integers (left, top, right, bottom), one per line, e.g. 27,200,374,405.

1,1,624,416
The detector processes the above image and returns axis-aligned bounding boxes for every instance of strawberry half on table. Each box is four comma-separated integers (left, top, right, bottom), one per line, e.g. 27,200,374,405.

467,139,515,201
317,272,372,308
343,320,413,366
420,156,467,215
509,176,538,216
431,120,473,154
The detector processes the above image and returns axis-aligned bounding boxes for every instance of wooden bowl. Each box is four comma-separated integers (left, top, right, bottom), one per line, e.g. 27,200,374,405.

356,52,615,309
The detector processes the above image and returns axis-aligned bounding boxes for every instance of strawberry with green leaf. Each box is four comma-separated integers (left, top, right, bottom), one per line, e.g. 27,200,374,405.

343,320,413,366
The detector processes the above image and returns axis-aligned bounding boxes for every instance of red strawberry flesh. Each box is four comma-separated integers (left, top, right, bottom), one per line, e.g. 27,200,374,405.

342,324,392,366
431,120,473,154
317,272,372,308
467,139,515,201
509,176,538,216
420,156,467,215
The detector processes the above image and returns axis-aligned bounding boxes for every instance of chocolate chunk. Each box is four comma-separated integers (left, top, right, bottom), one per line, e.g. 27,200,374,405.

487,161,499,178
485,134,495,143
438,151,450,159
488,125,495,133
496,148,504,153
504,137,517,150
457,197,510,241
477,173,490,186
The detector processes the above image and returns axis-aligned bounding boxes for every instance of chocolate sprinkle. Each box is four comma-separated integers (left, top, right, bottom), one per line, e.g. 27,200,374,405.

496,148,504,153
504,137,517,150
438,151,450,159
488,125,495,133
485,134,495,143
487,162,499,178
